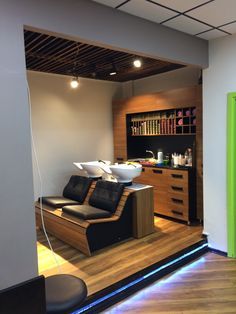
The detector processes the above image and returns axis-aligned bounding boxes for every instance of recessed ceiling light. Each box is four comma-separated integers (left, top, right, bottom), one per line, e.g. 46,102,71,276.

133,59,142,68
109,72,117,76
70,77,79,88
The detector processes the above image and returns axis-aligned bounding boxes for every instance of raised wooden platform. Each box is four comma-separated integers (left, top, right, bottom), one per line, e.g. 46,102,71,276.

37,216,203,296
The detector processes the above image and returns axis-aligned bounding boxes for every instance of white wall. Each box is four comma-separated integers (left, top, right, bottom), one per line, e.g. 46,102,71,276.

0,15,38,288
203,33,236,252
121,67,200,98
133,67,200,96
28,71,121,199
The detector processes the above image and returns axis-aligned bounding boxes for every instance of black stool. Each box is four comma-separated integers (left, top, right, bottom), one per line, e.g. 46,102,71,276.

45,274,87,314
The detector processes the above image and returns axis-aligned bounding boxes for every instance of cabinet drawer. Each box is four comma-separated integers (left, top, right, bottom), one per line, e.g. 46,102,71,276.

133,167,152,185
166,171,188,186
155,206,188,221
135,167,167,188
148,168,168,188
167,184,188,195
167,193,189,207
167,199,188,213
155,199,188,219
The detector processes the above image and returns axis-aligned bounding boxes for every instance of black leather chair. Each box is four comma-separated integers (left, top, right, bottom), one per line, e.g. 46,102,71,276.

39,176,93,209
45,275,87,314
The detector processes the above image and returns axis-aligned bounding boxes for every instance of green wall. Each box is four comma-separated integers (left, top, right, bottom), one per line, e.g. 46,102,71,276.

227,92,236,257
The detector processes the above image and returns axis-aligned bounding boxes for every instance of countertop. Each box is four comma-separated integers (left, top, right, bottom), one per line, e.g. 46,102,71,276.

141,164,192,171
127,159,192,171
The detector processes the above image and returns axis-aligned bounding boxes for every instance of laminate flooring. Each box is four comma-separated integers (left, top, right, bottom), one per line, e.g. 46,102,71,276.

105,252,236,314
37,216,203,296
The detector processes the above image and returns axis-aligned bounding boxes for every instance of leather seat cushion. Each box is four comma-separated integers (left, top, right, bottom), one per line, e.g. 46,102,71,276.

45,274,87,314
39,196,79,208
62,204,111,219
63,175,93,203
89,180,124,213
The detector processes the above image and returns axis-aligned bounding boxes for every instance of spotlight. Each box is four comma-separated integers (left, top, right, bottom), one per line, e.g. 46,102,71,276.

70,77,79,89
133,59,142,68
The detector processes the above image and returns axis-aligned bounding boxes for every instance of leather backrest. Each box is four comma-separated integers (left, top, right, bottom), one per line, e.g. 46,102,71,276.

63,176,93,203
89,180,124,213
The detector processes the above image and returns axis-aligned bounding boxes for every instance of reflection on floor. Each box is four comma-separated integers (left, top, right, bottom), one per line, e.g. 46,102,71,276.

37,216,203,296
104,252,236,314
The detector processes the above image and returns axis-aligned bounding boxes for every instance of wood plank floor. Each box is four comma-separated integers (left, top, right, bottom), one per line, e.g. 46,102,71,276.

105,252,236,314
37,217,203,296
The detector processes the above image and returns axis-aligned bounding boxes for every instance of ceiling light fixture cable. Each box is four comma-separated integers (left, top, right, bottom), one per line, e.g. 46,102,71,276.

70,44,80,88
109,61,117,76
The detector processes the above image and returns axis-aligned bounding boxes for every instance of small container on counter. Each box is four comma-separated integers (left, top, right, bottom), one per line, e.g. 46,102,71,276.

184,148,192,167
172,153,179,167
157,149,163,165
178,154,186,166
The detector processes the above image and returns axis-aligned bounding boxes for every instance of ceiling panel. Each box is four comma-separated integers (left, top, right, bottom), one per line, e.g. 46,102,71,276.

151,0,209,13
91,0,235,40
220,21,236,34
24,30,184,82
164,15,211,35
187,0,236,27
197,29,227,40
118,0,177,24
91,0,125,8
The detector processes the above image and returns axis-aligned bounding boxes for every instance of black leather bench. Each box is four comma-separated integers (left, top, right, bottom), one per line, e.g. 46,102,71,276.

36,180,133,256
62,180,124,220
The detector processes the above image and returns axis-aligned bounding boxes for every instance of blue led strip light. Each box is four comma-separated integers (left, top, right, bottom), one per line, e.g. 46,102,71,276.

73,243,208,314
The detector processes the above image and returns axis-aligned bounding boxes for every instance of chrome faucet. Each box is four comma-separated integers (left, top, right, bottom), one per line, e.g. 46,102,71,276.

146,150,155,159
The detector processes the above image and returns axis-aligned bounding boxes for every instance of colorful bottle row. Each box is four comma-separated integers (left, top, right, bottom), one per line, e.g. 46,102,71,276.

131,118,177,135
130,107,196,135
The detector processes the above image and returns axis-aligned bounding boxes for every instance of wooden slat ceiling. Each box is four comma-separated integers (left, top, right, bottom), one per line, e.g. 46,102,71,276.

24,30,184,82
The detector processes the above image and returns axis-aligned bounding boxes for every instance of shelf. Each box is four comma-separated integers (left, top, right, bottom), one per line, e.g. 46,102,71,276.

131,133,196,136
127,106,196,136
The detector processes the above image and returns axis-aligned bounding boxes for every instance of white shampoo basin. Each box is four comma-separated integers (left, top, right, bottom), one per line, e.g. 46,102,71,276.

73,160,110,178
102,163,142,185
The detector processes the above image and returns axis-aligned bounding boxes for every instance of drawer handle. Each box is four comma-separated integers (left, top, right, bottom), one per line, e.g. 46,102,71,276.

153,169,163,174
171,174,183,179
116,157,124,161
142,168,145,172
171,186,183,191
171,210,183,216
171,198,184,204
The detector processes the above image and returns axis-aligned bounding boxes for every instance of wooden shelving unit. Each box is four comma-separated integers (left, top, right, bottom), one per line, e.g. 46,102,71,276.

128,107,196,136
112,85,203,221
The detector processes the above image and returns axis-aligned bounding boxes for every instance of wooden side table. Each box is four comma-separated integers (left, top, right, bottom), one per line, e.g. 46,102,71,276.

128,184,154,238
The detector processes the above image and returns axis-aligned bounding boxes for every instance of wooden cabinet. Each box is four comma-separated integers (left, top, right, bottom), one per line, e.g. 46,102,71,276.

134,167,195,224
113,86,203,221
